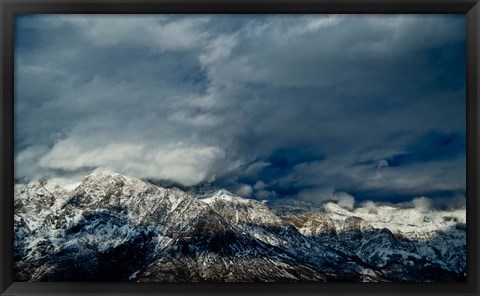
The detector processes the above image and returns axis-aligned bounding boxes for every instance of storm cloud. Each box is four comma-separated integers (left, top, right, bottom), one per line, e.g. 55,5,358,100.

15,14,466,204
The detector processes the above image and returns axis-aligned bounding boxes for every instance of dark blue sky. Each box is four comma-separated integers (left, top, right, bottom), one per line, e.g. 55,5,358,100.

14,15,466,206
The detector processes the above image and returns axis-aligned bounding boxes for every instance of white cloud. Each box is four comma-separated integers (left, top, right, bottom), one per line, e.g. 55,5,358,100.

55,15,211,52
335,192,356,210
38,139,225,186
245,162,271,175
253,180,265,190
251,181,277,199
255,189,277,200
14,14,466,204
233,183,253,198
199,34,238,66
15,145,51,181
411,196,433,209
361,200,379,214
375,159,389,168
283,155,465,199
357,194,466,211
298,187,356,210
286,15,344,36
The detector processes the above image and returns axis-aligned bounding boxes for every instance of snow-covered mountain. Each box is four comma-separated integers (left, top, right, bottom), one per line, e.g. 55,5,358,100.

14,172,466,282
269,199,466,281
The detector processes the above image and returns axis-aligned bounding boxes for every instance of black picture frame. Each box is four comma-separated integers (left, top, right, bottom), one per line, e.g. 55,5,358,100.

1,0,479,295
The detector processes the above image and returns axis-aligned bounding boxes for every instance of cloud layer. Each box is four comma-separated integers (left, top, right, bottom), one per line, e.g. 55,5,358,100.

15,15,466,204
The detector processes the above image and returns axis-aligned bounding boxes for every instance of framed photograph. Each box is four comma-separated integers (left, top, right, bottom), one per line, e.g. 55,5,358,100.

1,0,479,295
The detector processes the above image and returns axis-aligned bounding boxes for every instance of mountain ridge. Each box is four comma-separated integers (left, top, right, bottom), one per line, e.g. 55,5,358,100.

14,172,466,282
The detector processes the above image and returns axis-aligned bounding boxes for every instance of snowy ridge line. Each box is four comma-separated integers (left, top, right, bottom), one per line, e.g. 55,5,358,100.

13,172,466,282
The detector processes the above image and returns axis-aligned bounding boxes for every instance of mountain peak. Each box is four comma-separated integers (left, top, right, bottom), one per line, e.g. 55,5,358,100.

200,189,250,204
13,172,466,282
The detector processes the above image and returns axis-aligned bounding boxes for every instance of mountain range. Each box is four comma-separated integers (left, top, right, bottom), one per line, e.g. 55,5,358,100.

14,172,466,282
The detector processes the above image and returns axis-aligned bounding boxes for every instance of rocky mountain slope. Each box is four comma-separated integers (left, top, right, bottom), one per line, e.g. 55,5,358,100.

14,172,466,282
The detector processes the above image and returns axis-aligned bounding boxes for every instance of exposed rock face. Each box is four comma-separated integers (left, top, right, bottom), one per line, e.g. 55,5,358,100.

14,172,466,282
269,199,466,282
